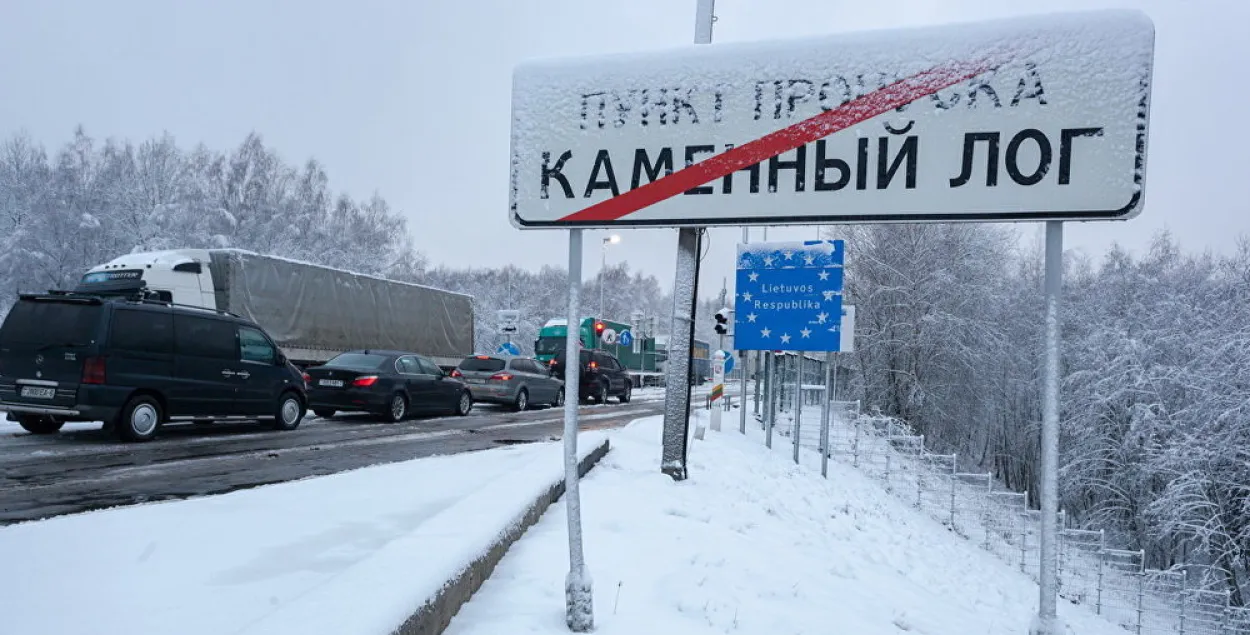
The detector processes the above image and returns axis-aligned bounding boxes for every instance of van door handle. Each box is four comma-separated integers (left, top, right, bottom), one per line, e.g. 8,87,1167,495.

221,370,236,377
235,371,251,380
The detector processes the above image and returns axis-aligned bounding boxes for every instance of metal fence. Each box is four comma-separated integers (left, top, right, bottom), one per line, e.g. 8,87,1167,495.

743,394,1250,635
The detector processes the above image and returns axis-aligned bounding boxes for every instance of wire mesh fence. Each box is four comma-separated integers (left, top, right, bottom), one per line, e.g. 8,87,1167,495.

742,391,1250,635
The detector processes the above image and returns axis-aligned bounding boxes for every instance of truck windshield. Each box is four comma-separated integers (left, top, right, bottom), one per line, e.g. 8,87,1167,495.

0,299,101,349
534,337,565,354
323,353,389,370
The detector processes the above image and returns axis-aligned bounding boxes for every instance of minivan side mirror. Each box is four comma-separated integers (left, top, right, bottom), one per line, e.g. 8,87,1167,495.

277,352,287,365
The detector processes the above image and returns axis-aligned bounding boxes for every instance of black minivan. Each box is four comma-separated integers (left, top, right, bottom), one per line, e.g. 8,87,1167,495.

0,291,308,441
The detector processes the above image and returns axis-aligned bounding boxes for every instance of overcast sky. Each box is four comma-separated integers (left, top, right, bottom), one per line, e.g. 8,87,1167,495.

2,0,1246,300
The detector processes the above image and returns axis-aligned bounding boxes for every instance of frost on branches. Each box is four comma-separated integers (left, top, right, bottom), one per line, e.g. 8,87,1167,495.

824,222,1250,601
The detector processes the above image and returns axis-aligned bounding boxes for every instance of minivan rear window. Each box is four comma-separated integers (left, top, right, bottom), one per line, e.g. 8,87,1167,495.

0,299,101,348
459,357,506,372
324,353,389,370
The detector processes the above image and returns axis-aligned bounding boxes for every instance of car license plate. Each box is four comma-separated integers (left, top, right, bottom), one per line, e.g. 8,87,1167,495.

20,386,55,399
468,378,486,384
319,379,344,388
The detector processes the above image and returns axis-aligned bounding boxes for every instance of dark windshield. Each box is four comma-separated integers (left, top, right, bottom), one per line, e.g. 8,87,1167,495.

0,299,101,348
323,353,389,370
534,337,565,354
459,357,506,372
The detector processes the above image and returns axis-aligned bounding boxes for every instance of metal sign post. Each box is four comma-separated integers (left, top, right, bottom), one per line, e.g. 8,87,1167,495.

1038,221,1063,632
561,231,592,631
793,352,804,464
820,351,833,477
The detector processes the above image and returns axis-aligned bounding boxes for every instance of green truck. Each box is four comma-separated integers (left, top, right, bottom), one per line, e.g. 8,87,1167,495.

534,317,661,372
534,317,710,385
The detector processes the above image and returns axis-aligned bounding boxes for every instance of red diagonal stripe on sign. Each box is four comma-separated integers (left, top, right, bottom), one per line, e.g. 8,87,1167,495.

557,55,1002,224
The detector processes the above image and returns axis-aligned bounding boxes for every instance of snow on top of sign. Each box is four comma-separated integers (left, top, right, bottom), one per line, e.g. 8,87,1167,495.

514,9,1150,74
509,8,1154,228
737,240,844,270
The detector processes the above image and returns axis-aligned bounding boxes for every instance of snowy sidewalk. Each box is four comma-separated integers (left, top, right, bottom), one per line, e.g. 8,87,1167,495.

445,415,1126,635
0,432,606,635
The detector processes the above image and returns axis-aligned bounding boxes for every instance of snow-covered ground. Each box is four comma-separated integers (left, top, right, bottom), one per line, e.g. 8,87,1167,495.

444,414,1125,635
0,431,606,635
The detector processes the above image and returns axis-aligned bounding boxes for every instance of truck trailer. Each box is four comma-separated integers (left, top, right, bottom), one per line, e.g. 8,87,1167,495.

77,249,475,368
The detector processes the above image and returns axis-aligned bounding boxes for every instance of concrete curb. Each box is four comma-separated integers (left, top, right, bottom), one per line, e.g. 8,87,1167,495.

390,438,612,635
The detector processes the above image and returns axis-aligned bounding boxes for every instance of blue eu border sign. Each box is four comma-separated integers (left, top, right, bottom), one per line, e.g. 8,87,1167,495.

734,240,845,352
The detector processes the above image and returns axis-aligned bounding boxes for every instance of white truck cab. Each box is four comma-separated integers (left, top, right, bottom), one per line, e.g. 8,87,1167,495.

79,249,217,309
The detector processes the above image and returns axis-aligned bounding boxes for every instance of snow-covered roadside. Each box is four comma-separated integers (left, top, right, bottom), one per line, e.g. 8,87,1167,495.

0,432,606,635
444,415,1122,635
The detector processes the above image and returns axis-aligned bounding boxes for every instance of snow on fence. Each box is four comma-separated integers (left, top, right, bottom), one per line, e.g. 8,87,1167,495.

753,396,1250,635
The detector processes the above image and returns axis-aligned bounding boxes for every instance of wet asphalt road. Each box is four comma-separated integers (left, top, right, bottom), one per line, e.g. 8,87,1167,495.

0,391,704,526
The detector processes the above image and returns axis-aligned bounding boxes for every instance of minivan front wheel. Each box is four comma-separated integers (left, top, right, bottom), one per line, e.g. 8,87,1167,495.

271,392,305,431
17,415,64,435
117,395,162,442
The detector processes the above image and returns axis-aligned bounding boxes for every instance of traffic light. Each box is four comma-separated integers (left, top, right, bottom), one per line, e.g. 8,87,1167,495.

714,308,729,335
594,321,606,340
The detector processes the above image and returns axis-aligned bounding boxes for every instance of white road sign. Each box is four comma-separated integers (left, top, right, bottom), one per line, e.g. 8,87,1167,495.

509,10,1154,229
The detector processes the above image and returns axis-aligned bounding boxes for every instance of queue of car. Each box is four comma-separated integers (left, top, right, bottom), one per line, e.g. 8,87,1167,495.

0,288,635,442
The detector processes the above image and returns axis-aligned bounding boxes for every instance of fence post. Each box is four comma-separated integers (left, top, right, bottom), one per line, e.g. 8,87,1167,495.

1179,569,1187,635
1136,550,1145,635
852,417,860,467
982,474,993,549
1019,522,1028,573
1096,530,1105,615
948,454,957,528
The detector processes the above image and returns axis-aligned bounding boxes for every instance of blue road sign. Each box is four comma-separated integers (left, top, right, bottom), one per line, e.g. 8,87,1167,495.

721,351,736,375
619,329,633,347
734,239,845,352
496,341,521,356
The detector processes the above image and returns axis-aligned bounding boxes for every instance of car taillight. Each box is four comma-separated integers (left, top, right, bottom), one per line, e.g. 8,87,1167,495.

82,357,107,385
450,369,463,378
589,361,598,370
353,375,378,387
302,372,311,386
490,372,513,381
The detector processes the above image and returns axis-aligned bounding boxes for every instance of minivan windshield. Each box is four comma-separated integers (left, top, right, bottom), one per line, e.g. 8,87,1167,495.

322,353,389,370
0,299,101,349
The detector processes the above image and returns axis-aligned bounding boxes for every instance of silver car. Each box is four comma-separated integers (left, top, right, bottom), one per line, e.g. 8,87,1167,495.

453,355,565,411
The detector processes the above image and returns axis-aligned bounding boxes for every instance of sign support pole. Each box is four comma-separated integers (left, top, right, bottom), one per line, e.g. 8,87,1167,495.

1036,221,1063,634
562,229,593,631
820,351,833,477
740,227,749,434
660,227,703,480
739,350,748,434
793,352,803,464
764,353,774,449
660,0,715,481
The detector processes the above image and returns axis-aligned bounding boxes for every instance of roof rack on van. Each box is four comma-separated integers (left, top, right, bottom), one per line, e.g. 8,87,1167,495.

125,293,241,319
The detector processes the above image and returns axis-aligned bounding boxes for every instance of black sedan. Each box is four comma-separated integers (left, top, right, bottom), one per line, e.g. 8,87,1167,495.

304,350,473,422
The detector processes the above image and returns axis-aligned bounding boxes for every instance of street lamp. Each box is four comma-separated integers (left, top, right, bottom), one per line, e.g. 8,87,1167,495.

600,234,620,319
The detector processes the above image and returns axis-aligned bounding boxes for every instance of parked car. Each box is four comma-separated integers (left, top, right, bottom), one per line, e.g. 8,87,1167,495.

452,355,564,411
305,350,473,422
0,291,308,441
548,349,632,404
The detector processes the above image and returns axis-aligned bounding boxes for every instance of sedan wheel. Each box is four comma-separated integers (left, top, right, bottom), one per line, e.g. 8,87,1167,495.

456,391,473,416
554,388,565,408
385,394,407,423
514,389,529,412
